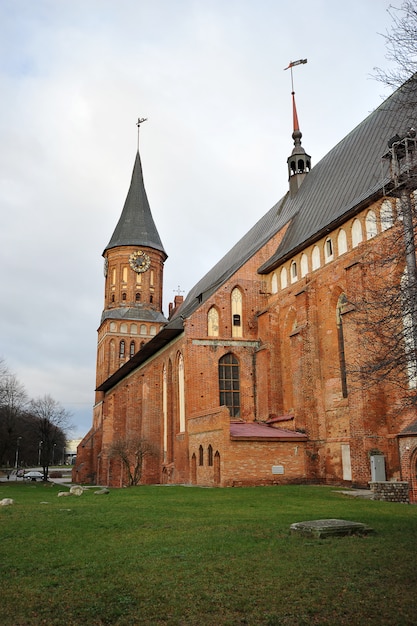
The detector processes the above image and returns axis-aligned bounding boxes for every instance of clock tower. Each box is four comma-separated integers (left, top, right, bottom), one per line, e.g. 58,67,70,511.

96,141,168,389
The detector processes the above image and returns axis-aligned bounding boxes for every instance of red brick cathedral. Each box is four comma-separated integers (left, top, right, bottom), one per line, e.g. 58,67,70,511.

74,79,417,500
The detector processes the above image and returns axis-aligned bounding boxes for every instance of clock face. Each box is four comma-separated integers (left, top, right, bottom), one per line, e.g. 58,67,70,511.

129,250,151,273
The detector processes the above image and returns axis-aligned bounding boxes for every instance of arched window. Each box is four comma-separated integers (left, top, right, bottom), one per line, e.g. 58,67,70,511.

324,238,333,263
208,444,213,466
140,324,147,335
219,353,240,417
336,294,348,398
111,268,116,285
122,267,128,282
122,292,127,301
337,229,348,255
150,294,153,303
129,341,135,358
208,307,219,337
119,340,125,358
199,445,204,466
135,292,141,302
312,245,321,270
120,323,128,333
110,322,117,332
162,364,168,462
150,325,156,335
365,210,378,239
300,254,308,278
178,353,185,432
280,267,288,289
290,261,298,283
111,294,115,303
231,288,242,338
271,272,278,294
380,199,394,231
351,219,363,247
130,324,137,334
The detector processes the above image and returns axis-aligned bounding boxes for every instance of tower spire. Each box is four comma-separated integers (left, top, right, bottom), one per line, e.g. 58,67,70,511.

284,59,311,197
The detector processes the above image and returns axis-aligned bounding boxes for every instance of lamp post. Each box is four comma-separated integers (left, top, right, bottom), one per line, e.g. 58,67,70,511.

14,437,22,477
52,443,57,465
38,441,43,466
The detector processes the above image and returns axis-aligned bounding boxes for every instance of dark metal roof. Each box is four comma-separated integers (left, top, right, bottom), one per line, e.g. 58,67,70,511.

104,151,167,258
398,418,417,436
96,316,184,392
259,80,417,272
100,307,167,325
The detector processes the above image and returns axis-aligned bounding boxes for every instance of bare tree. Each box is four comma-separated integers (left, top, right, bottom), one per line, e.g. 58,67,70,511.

374,1,417,92
28,395,72,480
108,436,157,486
0,363,28,466
344,2,417,416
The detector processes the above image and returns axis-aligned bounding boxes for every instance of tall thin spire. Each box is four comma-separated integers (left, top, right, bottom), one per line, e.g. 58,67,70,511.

104,119,166,257
284,59,311,197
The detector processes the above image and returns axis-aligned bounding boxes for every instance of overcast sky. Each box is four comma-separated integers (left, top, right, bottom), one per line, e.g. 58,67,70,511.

0,0,398,437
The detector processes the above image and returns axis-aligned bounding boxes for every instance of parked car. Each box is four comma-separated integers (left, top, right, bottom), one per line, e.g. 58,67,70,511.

24,471,44,482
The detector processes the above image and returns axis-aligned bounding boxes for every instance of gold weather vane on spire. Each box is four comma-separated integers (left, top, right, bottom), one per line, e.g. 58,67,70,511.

284,59,307,132
136,117,148,150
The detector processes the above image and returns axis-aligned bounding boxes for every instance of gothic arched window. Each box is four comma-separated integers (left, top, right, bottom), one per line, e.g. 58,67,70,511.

129,341,135,358
208,307,219,337
219,353,240,417
231,288,242,338
119,340,125,358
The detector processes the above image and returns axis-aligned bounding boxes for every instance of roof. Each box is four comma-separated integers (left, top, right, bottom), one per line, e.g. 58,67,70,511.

398,418,417,436
101,307,167,325
230,421,308,441
104,151,167,257
259,79,417,272
170,78,417,323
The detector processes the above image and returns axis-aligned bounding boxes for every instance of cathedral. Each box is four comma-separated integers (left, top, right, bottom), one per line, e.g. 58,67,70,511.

74,77,417,501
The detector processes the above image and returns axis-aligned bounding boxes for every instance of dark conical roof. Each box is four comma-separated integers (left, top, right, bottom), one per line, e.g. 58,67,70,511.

104,151,167,257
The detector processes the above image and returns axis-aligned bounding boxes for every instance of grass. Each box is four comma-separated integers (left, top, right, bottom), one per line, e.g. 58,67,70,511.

0,482,416,625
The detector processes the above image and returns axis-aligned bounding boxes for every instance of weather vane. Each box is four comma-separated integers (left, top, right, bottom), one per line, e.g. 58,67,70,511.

284,59,307,93
136,117,148,149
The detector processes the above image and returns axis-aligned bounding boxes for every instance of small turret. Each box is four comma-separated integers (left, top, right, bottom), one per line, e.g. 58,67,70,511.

285,59,311,197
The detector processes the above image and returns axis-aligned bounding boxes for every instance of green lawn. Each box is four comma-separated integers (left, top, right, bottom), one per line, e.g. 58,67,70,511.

1,482,416,625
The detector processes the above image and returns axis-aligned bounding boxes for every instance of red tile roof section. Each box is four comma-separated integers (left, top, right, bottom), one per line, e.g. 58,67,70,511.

230,422,307,441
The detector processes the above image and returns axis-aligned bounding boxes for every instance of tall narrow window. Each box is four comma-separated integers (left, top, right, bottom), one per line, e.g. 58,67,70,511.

324,238,333,262
271,272,278,294
380,199,394,231
199,445,204,466
111,268,116,285
150,270,154,287
290,261,298,283
162,365,167,462
208,445,213,466
337,229,348,255
300,254,308,277
231,288,242,338
208,307,219,337
351,219,363,247
119,340,125,359
312,245,321,270
219,353,240,417
178,353,185,432
365,210,378,239
280,267,288,289
136,292,141,302
122,267,128,283
336,294,348,398
129,341,135,358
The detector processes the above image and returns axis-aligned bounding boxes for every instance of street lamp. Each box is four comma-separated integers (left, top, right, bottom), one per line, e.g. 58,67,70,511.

52,443,57,465
14,437,22,476
38,441,43,466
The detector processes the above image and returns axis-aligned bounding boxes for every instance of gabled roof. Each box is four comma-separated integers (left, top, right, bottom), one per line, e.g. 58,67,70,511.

104,151,167,258
398,417,417,436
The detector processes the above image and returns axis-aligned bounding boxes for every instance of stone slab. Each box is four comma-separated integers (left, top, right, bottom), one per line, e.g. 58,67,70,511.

290,518,374,538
